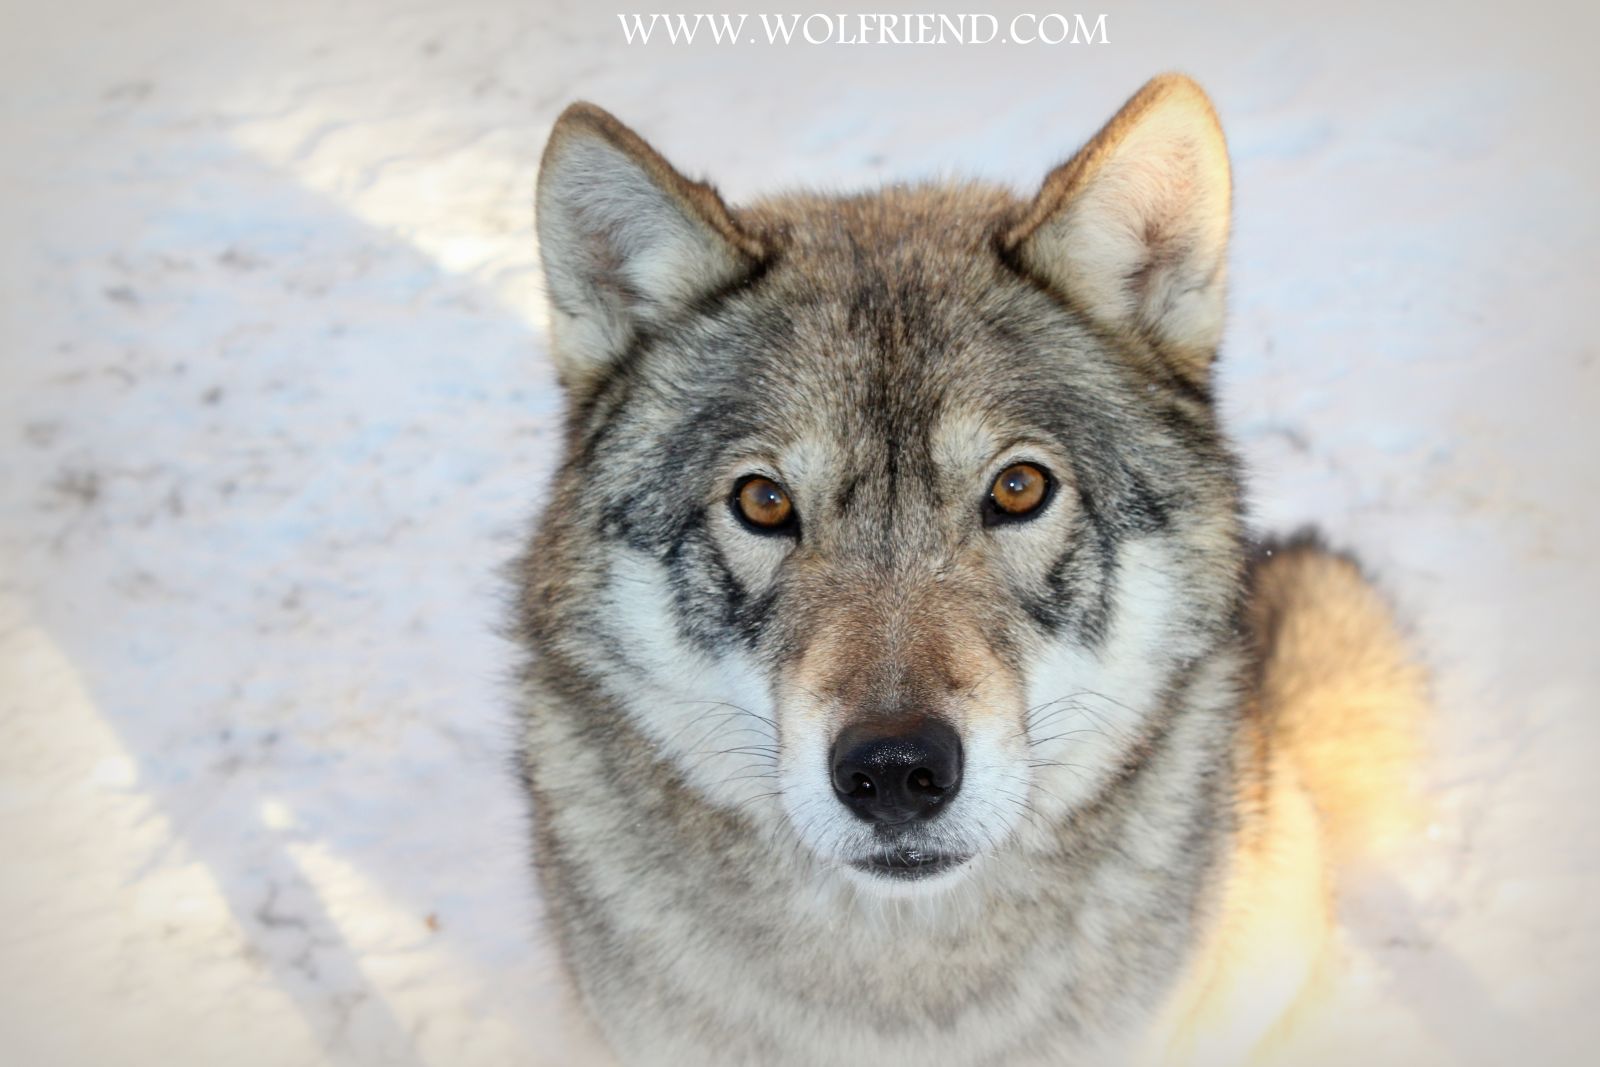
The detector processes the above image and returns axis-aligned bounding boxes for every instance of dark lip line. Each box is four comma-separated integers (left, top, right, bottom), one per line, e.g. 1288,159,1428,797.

850,850,973,880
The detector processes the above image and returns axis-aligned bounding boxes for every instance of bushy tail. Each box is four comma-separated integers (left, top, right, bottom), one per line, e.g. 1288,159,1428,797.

1246,537,1431,864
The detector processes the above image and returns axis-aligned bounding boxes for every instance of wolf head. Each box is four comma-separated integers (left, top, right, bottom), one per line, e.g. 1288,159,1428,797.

525,75,1245,896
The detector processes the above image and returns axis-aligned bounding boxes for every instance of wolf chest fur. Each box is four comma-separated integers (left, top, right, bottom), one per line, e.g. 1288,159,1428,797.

515,75,1426,1065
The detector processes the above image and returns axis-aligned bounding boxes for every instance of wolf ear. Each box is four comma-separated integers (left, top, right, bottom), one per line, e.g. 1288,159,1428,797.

535,103,765,390
1003,74,1232,383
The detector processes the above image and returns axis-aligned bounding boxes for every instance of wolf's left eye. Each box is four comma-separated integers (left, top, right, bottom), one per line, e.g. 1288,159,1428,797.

732,475,797,534
985,463,1053,525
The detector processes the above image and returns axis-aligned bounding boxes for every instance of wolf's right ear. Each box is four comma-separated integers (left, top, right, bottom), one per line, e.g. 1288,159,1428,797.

535,103,765,391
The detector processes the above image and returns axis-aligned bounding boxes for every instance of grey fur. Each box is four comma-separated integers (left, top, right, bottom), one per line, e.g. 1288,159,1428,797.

516,80,1266,1065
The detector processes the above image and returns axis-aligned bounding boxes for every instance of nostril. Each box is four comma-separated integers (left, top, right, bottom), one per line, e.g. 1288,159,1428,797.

907,767,943,797
846,772,876,799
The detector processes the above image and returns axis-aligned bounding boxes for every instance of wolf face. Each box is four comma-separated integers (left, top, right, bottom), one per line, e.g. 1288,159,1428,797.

525,76,1244,898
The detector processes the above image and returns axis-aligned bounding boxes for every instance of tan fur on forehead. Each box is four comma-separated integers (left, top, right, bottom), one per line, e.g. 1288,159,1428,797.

742,181,1021,251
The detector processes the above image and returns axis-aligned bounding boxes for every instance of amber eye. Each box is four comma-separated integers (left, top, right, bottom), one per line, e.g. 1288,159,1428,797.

732,475,796,533
986,462,1052,524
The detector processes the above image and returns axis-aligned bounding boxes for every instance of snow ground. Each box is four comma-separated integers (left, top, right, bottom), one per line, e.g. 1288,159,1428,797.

0,1,1595,1064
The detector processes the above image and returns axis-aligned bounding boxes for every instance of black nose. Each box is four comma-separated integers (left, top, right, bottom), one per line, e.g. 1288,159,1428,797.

830,718,963,825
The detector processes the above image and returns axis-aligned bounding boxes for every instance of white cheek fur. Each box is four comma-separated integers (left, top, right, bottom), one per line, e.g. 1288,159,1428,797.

1022,538,1188,820
600,549,782,811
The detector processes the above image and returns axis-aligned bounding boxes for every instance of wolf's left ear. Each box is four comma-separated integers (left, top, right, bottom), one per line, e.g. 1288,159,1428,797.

1003,74,1232,383
536,103,766,391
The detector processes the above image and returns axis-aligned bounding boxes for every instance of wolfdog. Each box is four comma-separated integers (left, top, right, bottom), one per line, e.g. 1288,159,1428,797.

515,74,1427,1065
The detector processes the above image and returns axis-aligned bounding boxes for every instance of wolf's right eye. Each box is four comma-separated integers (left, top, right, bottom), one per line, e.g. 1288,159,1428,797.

732,475,797,534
